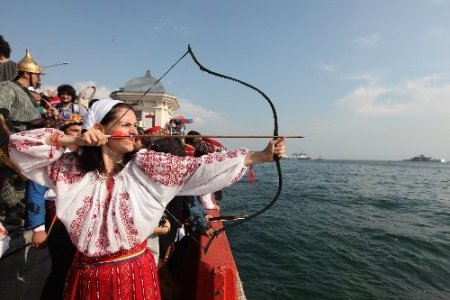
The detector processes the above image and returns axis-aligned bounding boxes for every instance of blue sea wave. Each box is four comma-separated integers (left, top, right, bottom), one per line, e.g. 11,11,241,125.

225,160,450,299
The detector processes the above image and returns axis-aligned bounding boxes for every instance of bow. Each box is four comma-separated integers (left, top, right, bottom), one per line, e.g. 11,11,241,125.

116,45,283,254
186,45,283,253
1,46,283,261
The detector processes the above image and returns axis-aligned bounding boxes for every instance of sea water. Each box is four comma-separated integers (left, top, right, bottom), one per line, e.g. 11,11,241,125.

225,160,450,299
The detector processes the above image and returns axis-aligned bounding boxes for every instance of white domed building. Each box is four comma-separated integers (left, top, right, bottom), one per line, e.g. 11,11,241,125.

110,70,180,129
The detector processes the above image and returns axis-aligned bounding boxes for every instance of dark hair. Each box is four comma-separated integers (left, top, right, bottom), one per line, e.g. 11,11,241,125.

194,149,208,158
60,122,82,132
57,84,77,100
16,71,26,79
150,138,186,157
185,130,212,157
0,35,11,58
185,130,200,146
79,103,135,174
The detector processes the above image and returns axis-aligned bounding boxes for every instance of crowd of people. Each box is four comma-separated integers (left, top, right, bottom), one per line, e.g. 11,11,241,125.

0,35,286,300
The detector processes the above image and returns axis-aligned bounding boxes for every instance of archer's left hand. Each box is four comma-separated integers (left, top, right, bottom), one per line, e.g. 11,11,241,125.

265,137,286,159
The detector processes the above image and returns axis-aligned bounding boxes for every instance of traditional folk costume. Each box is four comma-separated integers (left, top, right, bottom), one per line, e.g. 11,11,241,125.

27,113,83,299
0,50,43,225
9,123,248,299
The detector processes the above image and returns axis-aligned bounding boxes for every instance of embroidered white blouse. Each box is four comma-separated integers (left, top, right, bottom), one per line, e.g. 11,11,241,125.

9,128,248,257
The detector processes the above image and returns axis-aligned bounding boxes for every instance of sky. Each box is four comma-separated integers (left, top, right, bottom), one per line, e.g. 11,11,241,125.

2,0,450,160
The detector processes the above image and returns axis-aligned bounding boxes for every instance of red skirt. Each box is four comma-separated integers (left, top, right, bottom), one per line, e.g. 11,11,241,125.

64,243,161,300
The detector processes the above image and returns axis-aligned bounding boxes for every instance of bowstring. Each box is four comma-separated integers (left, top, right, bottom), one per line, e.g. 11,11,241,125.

187,45,283,254
107,50,189,131
104,45,282,255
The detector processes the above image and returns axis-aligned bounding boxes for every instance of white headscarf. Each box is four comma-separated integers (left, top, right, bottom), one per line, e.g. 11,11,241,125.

82,99,123,130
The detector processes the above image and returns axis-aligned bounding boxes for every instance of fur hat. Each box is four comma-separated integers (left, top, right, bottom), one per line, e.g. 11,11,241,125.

58,113,83,130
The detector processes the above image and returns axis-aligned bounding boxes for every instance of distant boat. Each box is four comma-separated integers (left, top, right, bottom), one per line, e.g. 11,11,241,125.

404,154,446,163
290,152,311,160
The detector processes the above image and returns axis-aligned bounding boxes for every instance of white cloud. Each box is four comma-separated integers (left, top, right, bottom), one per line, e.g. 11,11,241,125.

344,72,380,83
337,75,450,117
43,81,112,99
353,34,381,48
177,99,225,128
337,84,405,116
73,81,112,99
44,83,224,130
429,27,448,39
151,18,192,35
317,63,336,72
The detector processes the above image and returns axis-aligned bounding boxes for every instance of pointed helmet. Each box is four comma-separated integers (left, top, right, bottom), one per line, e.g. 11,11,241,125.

17,49,43,74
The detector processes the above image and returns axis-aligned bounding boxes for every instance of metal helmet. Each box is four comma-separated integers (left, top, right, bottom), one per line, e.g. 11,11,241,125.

17,49,43,74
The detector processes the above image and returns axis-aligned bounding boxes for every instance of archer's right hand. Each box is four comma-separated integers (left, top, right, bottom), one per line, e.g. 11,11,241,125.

77,127,108,146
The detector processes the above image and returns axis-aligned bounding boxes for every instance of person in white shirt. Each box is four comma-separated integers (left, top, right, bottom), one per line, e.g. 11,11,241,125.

9,98,286,299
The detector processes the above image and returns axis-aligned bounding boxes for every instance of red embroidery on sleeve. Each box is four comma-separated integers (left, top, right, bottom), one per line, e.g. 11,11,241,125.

119,192,139,247
95,179,115,252
69,196,94,245
231,167,247,184
137,151,201,186
9,128,60,153
8,139,44,151
137,149,246,186
46,153,83,186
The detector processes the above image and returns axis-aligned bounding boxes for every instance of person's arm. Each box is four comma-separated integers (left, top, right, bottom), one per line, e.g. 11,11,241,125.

43,106,59,119
131,137,285,204
243,137,285,167
0,111,11,138
9,127,108,169
26,181,47,230
152,219,171,235
8,128,85,189
0,85,14,125
44,127,108,147
31,231,48,248
185,196,212,235
202,227,215,238
181,138,285,195
27,181,48,248
0,85,17,140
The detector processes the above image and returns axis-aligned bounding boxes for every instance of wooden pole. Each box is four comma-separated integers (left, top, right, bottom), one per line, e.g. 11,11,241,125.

108,135,303,139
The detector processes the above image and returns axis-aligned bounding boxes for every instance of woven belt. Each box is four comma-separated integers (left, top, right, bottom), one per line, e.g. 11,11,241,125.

77,242,148,267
